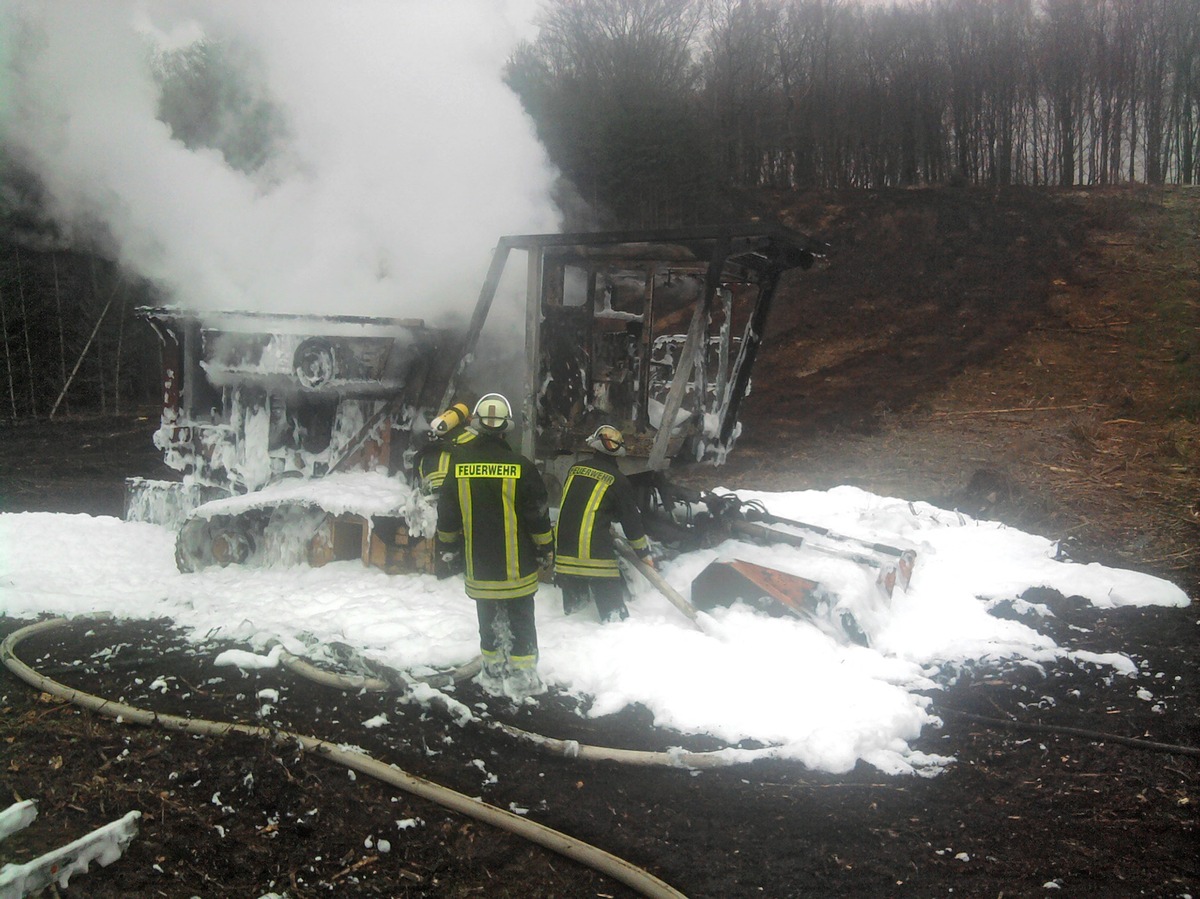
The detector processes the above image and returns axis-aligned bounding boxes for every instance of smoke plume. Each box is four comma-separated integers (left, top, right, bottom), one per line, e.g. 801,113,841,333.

0,0,559,323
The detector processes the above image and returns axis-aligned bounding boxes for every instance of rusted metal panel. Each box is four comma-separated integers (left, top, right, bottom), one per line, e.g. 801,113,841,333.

691,558,825,617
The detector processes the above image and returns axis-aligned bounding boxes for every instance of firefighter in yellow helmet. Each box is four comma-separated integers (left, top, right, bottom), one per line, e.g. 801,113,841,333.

435,393,554,699
414,402,476,494
554,424,654,622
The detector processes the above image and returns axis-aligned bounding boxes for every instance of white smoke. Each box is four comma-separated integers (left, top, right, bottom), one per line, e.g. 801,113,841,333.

0,0,559,323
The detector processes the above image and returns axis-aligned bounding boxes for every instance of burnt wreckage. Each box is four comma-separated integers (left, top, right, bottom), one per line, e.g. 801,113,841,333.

130,225,911,637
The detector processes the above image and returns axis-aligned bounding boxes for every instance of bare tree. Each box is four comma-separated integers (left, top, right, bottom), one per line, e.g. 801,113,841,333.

0,281,18,418
1165,0,1200,183
12,249,38,416
51,252,70,414
702,0,784,188
1139,0,1172,183
508,0,710,225
50,260,121,420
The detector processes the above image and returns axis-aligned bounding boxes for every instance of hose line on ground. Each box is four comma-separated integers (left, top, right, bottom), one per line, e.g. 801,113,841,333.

488,721,754,769
279,641,1200,768
277,647,777,769
276,645,481,693
936,706,1200,757
0,617,688,899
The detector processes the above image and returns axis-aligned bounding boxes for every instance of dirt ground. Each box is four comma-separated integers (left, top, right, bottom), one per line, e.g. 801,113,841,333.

1,186,1197,897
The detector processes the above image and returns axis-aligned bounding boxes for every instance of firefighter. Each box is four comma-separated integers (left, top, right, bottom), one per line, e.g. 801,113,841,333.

414,402,475,494
435,393,554,699
554,424,654,623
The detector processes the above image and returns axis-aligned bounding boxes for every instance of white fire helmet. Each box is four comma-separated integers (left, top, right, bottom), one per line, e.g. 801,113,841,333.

586,424,626,456
473,393,513,432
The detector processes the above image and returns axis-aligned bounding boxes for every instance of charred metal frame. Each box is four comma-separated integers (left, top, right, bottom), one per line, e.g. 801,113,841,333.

132,224,824,576
138,307,451,489
443,224,822,474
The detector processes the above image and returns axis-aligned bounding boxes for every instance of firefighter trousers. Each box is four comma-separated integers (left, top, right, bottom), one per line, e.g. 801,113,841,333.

476,595,538,669
559,574,629,623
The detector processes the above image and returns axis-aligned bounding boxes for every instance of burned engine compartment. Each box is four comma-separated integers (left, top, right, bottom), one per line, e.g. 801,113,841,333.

138,310,451,494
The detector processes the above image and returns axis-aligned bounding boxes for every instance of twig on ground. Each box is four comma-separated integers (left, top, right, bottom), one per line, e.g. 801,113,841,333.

1032,320,1130,331
930,404,1096,417
331,854,379,882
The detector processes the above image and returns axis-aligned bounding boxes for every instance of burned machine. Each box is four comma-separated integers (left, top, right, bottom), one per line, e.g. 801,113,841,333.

128,224,911,638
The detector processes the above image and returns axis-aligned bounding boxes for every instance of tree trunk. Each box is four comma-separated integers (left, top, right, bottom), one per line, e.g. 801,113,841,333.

114,289,127,414
50,283,117,420
0,283,18,418
52,253,70,416
14,249,38,417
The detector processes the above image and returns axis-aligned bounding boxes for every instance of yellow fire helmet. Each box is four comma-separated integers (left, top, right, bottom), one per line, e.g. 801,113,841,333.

586,424,626,456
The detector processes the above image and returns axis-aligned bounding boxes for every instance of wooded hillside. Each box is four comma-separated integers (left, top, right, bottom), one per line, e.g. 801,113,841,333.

510,0,1200,225
2,0,1197,420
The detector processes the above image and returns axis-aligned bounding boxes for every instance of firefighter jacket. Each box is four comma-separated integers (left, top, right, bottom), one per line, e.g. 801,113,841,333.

435,432,553,600
555,452,650,578
416,429,477,493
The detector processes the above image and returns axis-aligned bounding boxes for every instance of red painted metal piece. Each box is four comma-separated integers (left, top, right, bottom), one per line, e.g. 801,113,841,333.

690,558,825,618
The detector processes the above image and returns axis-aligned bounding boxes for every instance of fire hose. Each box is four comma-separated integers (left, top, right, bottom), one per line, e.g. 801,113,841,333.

0,616,689,899
8,610,1194,899
280,547,1200,765
613,538,702,629
261,543,777,769
276,648,1200,765
273,647,778,769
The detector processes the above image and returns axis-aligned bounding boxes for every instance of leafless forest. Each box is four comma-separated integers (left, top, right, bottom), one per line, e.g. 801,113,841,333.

2,0,1199,421
508,0,1200,220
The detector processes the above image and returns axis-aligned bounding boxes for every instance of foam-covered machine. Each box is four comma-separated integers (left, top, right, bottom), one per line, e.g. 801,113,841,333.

128,225,914,639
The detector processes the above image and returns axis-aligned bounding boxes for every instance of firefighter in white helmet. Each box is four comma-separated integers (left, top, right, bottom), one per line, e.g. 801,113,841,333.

554,424,654,622
435,393,554,699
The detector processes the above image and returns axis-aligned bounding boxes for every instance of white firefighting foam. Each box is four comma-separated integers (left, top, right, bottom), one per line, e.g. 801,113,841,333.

0,485,1189,776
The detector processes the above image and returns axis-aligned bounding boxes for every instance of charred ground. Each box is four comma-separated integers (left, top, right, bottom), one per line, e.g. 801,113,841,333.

1,186,1197,897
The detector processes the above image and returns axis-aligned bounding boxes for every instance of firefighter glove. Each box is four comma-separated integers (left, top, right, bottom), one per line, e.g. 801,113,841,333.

435,549,463,579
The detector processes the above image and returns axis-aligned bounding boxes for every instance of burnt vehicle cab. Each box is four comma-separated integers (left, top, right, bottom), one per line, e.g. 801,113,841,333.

450,225,823,495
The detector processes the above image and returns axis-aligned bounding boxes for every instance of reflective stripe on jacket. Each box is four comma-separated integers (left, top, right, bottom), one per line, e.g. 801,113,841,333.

436,433,552,600
417,430,477,493
554,452,649,578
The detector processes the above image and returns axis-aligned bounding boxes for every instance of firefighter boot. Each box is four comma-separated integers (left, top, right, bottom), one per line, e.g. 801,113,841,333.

477,652,507,698
504,660,545,701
